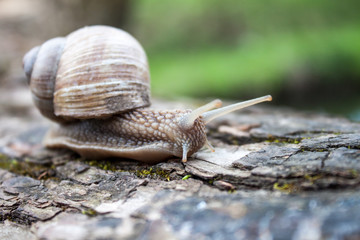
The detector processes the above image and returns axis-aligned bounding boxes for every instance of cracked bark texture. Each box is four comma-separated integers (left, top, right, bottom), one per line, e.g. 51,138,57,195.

1,89,360,240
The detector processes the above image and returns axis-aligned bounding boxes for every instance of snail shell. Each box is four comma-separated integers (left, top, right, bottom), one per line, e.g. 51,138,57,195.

24,25,150,123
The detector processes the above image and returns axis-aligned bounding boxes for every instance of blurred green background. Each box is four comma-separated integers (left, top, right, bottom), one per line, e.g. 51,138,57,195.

131,0,360,120
0,0,359,120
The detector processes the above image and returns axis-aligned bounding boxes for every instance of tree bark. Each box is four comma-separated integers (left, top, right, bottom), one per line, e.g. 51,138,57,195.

1,88,360,240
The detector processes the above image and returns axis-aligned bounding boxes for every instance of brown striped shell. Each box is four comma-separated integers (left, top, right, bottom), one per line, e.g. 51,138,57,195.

23,25,151,123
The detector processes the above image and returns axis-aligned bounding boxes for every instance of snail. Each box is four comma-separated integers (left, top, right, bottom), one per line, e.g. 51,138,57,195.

23,25,272,163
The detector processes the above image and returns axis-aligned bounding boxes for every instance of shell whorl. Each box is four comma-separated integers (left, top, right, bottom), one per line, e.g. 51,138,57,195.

54,25,151,119
23,46,40,83
25,37,66,123
24,25,151,122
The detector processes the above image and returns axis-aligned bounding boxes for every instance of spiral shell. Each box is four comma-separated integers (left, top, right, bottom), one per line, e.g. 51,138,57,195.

24,25,151,122
24,37,66,122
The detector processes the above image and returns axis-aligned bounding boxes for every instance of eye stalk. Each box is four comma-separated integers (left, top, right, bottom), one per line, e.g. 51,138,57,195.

178,99,222,130
178,95,272,163
202,95,272,124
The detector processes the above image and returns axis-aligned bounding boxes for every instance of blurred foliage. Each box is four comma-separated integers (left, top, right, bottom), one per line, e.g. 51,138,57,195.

1,0,359,119
129,0,360,119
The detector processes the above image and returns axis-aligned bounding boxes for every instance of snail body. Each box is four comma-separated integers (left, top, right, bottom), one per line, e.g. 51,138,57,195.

23,25,272,163
44,109,206,162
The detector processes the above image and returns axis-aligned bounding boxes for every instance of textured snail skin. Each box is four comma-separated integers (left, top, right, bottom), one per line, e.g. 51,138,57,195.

44,109,207,163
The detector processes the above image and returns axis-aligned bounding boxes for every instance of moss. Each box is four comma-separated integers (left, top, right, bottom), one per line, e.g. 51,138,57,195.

85,159,118,172
0,153,56,180
273,182,297,193
349,169,358,177
304,174,323,183
182,174,191,180
266,136,302,144
135,167,171,181
300,147,328,153
84,159,173,181
81,208,98,216
0,153,12,162
231,139,240,145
